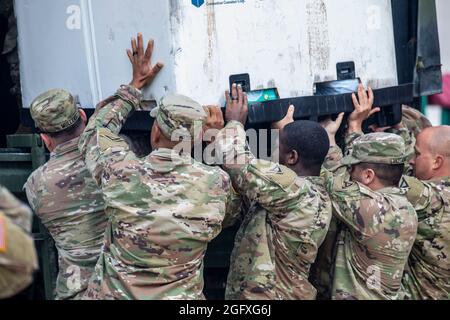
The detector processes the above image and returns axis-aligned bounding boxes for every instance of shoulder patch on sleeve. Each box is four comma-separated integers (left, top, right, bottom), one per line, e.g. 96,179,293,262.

0,214,7,253
97,128,129,152
250,160,297,189
403,175,429,206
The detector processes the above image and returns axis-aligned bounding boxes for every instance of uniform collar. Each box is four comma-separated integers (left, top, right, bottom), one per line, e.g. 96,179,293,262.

51,136,80,158
146,148,193,173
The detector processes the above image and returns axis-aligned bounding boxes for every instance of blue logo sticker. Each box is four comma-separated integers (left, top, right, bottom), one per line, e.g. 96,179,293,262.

192,0,205,8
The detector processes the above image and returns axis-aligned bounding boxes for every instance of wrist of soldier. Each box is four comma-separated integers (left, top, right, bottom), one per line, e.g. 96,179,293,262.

328,134,337,147
130,80,144,90
347,123,363,134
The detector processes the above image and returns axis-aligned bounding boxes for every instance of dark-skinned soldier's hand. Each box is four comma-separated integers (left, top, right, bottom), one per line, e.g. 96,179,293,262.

127,33,164,90
225,84,248,126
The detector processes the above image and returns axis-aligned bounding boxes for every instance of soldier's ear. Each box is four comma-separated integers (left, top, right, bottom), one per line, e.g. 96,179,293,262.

79,109,88,125
287,150,299,166
40,134,54,152
433,155,445,171
151,122,161,148
364,168,376,185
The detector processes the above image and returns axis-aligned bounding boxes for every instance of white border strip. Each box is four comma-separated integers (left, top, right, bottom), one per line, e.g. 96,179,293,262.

80,0,103,106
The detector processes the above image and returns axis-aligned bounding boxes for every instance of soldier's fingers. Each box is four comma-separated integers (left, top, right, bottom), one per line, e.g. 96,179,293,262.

127,49,134,64
237,85,244,105
218,107,225,127
137,33,144,58
150,62,164,78
369,107,381,117
144,39,154,63
231,83,238,102
351,93,360,109
203,105,212,119
335,112,345,127
368,87,374,106
243,93,249,114
131,37,137,55
225,90,232,106
286,105,295,121
208,105,217,123
214,106,224,125
358,84,367,107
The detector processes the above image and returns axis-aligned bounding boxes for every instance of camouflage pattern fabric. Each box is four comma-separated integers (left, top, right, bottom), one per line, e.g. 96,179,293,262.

0,186,38,299
225,202,276,300
30,89,81,133
384,124,417,176
25,138,108,300
323,132,418,300
401,105,432,139
216,121,332,300
0,185,33,232
150,93,207,140
309,216,343,300
78,85,241,300
401,176,450,300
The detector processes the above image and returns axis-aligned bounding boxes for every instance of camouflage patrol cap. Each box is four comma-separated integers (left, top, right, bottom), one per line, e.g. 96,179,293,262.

150,93,207,140
30,89,80,133
341,132,408,166
402,105,432,138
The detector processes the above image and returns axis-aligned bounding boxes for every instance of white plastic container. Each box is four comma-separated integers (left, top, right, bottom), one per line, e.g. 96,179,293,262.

15,0,398,108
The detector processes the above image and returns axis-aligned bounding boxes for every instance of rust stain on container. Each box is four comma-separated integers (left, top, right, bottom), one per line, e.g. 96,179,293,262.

306,0,330,73
204,2,217,83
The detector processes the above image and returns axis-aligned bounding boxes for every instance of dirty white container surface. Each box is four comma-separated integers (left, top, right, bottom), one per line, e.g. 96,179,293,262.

15,0,398,108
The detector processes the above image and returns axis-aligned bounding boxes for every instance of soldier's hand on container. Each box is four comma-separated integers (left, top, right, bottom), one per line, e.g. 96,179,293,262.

127,33,164,90
320,113,345,147
272,105,295,130
203,105,224,143
368,122,404,133
225,84,248,125
348,84,380,133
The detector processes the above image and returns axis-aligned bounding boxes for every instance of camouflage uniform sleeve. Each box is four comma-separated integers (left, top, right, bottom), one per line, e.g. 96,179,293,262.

0,185,33,232
323,146,344,171
387,126,416,175
220,169,243,229
216,121,300,218
402,176,437,214
78,85,142,185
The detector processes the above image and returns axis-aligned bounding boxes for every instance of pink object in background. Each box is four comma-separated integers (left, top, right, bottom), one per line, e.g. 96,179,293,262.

429,74,450,108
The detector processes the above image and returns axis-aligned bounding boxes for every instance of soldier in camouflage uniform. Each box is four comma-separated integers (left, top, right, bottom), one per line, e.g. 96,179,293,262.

368,106,450,299
215,86,333,300
400,126,450,299
321,84,418,300
0,185,38,299
24,89,108,299
79,34,241,300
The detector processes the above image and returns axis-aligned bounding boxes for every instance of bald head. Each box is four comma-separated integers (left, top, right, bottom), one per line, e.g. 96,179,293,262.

421,126,450,157
412,126,450,180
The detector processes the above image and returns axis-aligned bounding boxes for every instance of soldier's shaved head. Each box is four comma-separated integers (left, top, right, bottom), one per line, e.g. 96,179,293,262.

410,125,450,180
424,126,450,157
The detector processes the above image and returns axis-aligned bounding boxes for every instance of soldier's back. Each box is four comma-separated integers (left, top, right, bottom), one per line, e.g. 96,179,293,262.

226,173,332,300
25,137,107,300
85,148,231,300
332,186,418,300
402,176,450,300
